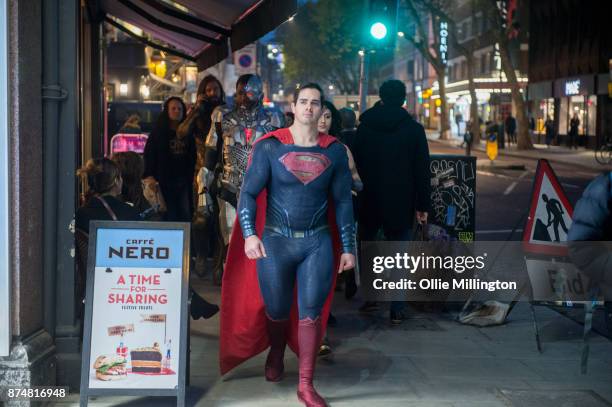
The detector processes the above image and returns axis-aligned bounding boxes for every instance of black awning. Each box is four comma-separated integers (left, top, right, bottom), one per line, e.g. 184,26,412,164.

94,0,297,70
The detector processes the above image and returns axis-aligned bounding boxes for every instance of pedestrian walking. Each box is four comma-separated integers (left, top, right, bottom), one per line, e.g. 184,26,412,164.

461,119,473,156
338,106,360,300
338,107,357,151
505,113,517,145
545,116,555,147
353,79,431,325
497,115,506,149
316,100,362,357
177,75,226,276
455,111,463,137
143,96,196,222
528,115,536,141
569,113,580,149
220,83,355,407
203,74,284,281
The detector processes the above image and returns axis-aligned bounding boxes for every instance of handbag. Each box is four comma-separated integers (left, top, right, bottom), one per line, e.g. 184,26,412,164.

142,179,167,213
410,221,452,309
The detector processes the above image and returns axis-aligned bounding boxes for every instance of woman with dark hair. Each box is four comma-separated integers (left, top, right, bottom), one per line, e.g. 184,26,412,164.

143,96,196,222
316,101,362,358
318,100,342,137
74,158,141,318
319,101,362,194
75,158,141,233
112,151,162,220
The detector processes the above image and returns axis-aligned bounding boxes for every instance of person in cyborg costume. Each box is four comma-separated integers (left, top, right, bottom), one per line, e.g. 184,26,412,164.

201,74,283,276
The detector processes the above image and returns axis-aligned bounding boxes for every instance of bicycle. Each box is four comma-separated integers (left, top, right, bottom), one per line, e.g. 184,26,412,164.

595,141,612,165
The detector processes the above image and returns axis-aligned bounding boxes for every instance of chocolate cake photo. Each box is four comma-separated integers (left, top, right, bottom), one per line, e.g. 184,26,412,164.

130,342,162,373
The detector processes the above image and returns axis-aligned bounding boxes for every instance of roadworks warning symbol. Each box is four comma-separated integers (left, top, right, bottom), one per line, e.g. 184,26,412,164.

522,159,573,256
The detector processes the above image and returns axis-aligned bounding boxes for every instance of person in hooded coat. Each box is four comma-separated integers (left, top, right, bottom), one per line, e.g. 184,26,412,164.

568,172,612,320
353,79,431,324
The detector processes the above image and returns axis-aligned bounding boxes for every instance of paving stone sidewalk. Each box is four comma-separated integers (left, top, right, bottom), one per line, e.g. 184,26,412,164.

425,130,610,172
48,275,612,407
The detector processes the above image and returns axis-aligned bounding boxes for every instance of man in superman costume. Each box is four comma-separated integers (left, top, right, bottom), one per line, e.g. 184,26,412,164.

220,83,356,407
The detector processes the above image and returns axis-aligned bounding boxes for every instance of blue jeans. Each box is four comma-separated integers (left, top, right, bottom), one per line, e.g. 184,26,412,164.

359,224,413,313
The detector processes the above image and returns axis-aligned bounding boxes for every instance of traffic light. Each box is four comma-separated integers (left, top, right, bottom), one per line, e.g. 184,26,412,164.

366,0,398,49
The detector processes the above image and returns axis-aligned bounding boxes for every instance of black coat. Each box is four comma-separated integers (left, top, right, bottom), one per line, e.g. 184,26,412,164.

568,173,612,290
143,125,196,188
75,195,140,234
353,104,431,231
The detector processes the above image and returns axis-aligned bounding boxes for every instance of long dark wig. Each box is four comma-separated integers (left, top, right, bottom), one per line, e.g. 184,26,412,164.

197,74,226,104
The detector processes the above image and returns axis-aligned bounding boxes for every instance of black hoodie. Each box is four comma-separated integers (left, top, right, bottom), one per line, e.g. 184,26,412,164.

353,103,431,231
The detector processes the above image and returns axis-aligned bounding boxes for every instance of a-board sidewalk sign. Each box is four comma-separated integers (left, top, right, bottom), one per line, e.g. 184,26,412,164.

79,221,190,407
429,155,477,242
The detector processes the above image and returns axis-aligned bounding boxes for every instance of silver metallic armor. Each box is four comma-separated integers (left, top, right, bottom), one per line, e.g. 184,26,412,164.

203,75,284,243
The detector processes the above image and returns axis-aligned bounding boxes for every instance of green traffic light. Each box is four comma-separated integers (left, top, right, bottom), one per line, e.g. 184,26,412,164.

370,22,388,40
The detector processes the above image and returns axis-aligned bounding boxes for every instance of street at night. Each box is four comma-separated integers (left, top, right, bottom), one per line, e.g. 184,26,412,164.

1,0,611,406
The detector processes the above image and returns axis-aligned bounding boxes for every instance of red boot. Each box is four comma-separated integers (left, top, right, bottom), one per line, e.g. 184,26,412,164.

297,317,328,407
265,316,289,382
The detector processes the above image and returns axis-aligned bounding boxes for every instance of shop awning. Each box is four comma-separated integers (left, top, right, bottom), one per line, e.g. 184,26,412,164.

93,0,296,70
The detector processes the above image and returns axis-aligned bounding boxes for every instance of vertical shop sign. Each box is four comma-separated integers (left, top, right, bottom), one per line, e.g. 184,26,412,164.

439,21,448,65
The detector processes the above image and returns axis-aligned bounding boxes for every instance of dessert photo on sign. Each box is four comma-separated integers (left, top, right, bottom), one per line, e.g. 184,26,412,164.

129,342,175,375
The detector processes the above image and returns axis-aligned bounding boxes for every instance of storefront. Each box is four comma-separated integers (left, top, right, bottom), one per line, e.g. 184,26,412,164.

527,80,554,143
529,75,605,148
554,75,598,147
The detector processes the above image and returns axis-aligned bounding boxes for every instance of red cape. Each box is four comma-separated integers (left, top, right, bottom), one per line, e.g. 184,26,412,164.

219,128,342,375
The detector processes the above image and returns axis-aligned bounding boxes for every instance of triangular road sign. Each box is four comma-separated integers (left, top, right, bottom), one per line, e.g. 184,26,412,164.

522,159,573,256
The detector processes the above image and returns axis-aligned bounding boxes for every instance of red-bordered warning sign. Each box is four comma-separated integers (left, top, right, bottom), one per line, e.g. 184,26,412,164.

522,159,573,256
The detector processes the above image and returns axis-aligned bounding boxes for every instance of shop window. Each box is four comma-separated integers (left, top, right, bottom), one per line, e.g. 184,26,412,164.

568,95,586,135
536,98,554,134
